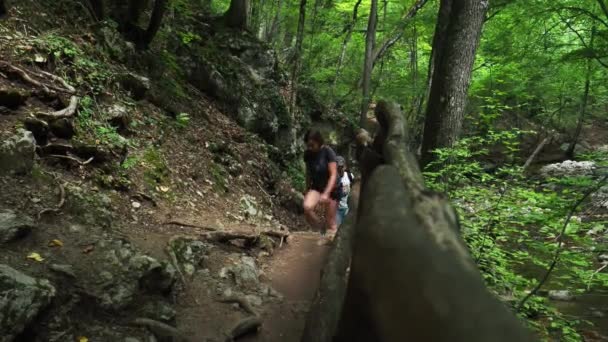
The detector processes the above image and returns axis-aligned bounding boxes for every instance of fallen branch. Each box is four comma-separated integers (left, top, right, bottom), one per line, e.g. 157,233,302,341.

523,136,550,171
37,180,66,220
201,230,289,244
164,219,218,231
218,295,257,315
587,263,608,291
225,316,262,342
43,154,93,166
132,318,190,342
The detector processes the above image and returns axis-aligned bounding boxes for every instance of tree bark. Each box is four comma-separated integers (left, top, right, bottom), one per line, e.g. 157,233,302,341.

224,0,251,30
0,0,7,17
142,0,167,48
566,26,594,159
420,0,489,166
87,0,105,20
359,0,378,128
289,0,308,109
128,0,147,25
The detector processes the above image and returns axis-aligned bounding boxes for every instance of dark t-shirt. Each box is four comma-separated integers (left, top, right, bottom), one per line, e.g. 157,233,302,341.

304,146,340,198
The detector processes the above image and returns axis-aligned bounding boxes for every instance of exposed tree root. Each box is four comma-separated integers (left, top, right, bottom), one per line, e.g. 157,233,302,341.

132,318,190,342
37,95,80,119
218,295,257,315
43,154,94,165
0,61,75,95
37,180,66,220
225,316,262,342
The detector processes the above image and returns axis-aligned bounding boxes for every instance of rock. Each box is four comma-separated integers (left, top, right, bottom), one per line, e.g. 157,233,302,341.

124,338,141,342
231,256,259,287
591,309,605,318
22,117,49,144
245,294,263,307
86,239,176,310
119,73,151,100
132,201,141,209
240,195,258,218
49,118,75,139
0,264,56,341
0,129,36,175
592,185,608,209
49,264,76,278
548,290,575,301
107,103,131,130
0,209,34,243
598,254,608,262
0,87,29,110
140,301,176,323
540,160,596,178
168,237,209,276
560,141,592,156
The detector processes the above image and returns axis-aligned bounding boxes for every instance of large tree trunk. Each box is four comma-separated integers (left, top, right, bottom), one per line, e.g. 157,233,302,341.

141,0,167,48
0,0,7,17
359,0,378,128
420,0,489,166
224,0,251,30
127,0,147,26
302,101,533,342
566,26,594,159
86,0,105,20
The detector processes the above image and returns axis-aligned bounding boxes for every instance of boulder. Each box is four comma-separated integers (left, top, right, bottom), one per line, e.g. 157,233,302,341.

0,264,56,341
0,129,36,175
22,117,49,144
0,87,29,110
119,72,150,100
85,239,176,310
49,118,75,139
540,160,596,178
231,256,260,288
139,301,176,323
548,290,575,301
167,237,209,276
106,104,131,131
0,209,34,243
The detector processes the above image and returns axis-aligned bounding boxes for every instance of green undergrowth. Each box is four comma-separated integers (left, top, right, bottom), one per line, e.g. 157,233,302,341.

425,131,608,341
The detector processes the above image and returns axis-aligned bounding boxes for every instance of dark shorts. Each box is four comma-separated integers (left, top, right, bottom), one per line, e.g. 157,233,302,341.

310,183,340,200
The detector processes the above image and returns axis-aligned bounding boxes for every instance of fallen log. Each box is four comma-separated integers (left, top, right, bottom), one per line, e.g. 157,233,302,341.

301,101,532,342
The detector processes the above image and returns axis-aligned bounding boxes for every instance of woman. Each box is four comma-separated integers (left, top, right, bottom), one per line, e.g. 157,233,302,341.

303,130,340,239
336,156,353,226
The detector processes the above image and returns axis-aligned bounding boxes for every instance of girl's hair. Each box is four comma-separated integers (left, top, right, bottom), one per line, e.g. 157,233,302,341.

304,129,324,145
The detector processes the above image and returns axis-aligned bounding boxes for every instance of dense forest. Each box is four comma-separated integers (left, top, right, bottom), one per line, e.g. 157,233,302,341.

0,0,607,341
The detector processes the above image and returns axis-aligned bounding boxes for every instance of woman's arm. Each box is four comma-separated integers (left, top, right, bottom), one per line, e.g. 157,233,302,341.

322,162,338,199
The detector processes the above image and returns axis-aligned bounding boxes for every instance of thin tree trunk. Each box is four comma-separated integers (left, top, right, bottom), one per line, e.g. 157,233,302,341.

330,0,363,101
290,0,308,109
359,0,378,128
420,0,489,166
142,0,168,48
266,0,284,43
566,27,595,159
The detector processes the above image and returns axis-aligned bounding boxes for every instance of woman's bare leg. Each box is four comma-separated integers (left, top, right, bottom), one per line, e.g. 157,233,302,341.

303,190,322,230
325,198,338,235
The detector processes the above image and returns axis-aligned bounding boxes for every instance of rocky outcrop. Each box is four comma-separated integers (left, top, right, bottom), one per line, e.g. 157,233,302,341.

184,29,302,158
83,239,176,311
0,265,56,342
0,209,34,244
540,160,596,178
0,128,36,175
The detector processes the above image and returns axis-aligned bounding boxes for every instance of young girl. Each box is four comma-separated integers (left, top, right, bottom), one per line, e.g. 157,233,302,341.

302,130,340,239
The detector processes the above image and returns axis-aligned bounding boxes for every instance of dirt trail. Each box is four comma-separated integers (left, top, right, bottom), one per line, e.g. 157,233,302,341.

245,232,330,341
